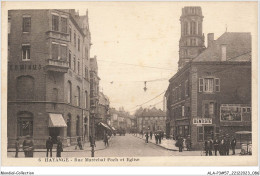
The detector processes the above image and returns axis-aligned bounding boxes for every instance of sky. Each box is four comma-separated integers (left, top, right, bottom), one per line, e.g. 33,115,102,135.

77,2,257,114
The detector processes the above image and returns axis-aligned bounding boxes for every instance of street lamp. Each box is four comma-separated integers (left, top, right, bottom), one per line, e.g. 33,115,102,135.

90,105,96,157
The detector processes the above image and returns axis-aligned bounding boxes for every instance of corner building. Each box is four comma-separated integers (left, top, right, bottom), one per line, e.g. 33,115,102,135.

8,9,91,148
165,6,252,150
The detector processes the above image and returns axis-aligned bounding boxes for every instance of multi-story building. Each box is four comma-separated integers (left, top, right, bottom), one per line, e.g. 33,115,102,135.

7,9,91,148
136,108,166,133
89,56,100,139
165,7,252,150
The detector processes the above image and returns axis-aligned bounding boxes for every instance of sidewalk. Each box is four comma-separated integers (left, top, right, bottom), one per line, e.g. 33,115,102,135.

133,134,178,151
133,134,242,156
8,137,113,153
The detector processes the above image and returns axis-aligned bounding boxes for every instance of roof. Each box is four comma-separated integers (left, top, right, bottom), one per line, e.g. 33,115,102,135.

136,107,166,117
99,92,109,106
193,32,251,62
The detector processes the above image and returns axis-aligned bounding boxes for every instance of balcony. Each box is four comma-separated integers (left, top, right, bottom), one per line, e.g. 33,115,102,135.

45,59,69,73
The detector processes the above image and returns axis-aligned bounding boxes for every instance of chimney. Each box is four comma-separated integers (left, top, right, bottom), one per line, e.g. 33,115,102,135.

207,33,214,48
221,44,227,61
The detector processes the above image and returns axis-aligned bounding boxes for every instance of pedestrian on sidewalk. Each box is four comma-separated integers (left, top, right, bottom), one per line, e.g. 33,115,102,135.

150,131,153,140
23,135,34,157
145,132,149,143
186,135,192,151
56,136,63,157
104,133,109,147
46,136,53,157
75,136,83,150
177,137,183,152
15,137,20,158
231,136,236,155
213,137,219,156
224,135,230,155
219,137,225,155
155,133,158,144
158,133,162,144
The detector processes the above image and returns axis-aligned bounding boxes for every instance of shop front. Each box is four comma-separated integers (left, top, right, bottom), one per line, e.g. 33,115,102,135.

48,113,67,144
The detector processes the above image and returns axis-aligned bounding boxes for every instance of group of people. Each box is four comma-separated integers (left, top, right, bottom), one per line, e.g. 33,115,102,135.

204,136,236,156
175,135,192,152
144,131,164,144
15,135,63,158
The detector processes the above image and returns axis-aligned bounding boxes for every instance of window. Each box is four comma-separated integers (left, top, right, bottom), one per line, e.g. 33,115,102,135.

178,126,183,135
78,37,80,51
85,66,88,80
61,17,67,33
197,126,203,142
204,78,214,93
184,126,189,136
76,86,80,106
22,45,30,61
184,22,188,35
67,81,72,104
51,42,59,60
67,114,71,137
69,27,71,42
17,112,33,137
78,60,80,75
69,51,71,68
215,78,220,92
76,116,80,136
179,84,181,100
60,44,67,61
85,47,88,59
23,17,31,32
182,106,185,117
185,80,189,96
209,102,214,117
52,88,58,102
16,75,34,100
52,15,59,31
190,21,196,35
74,32,76,46
73,56,76,71
85,91,88,109
203,102,215,118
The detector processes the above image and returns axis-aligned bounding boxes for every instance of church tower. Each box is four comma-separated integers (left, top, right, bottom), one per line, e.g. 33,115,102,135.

178,6,205,69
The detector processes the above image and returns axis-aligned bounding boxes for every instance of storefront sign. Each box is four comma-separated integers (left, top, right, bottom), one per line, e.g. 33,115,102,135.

220,104,243,122
9,64,42,71
193,118,212,124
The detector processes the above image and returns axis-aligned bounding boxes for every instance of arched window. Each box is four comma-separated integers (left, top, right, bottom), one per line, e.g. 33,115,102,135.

16,75,34,100
67,114,71,137
76,116,80,136
67,81,72,104
184,22,188,35
76,86,80,106
190,21,196,35
17,111,33,137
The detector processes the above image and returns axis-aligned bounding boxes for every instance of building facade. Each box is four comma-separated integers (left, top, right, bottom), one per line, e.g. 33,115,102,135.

165,9,252,149
136,108,166,133
8,9,91,148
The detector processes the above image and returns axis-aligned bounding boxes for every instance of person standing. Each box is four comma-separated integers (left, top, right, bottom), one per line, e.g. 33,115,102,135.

204,140,209,156
178,137,183,152
76,136,83,150
225,136,230,155
155,133,158,144
209,139,213,156
56,136,63,157
158,133,162,144
104,133,109,147
15,137,20,158
145,132,149,143
186,135,192,151
150,131,153,140
23,135,34,157
213,137,219,156
46,136,53,157
231,136,237,155
219,137,225,155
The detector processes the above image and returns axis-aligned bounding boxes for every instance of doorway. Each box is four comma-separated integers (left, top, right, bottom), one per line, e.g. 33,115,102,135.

204,126,214,140
49,127,60,144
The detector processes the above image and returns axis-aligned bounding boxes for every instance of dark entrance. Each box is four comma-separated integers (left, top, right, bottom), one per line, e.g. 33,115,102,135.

204,126,214,140
49,127,60,144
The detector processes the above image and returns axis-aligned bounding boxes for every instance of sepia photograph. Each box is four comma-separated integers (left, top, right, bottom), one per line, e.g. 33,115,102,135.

1,1,258,172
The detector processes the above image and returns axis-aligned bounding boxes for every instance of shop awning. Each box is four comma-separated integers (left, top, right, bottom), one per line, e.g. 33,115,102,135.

48,113,67,127
111,127,116,131
99,122,111,131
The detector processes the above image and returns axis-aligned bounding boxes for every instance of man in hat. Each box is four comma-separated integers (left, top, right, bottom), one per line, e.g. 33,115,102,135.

213,136,220,156
15,137,20,158
56,136,63,157
46,136,53,157
23,135,34,157
230,136,237,155
225,135,231,155
186,135,192,151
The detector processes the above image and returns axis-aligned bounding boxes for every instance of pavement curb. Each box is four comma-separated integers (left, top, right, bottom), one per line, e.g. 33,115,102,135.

133,135,178,151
